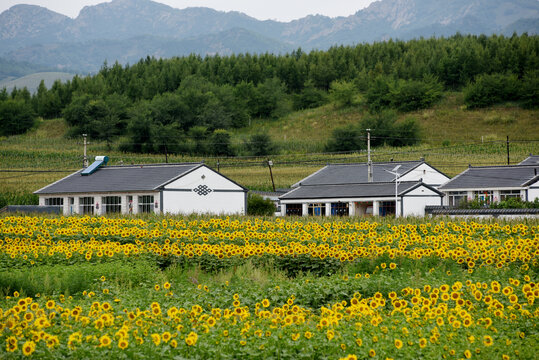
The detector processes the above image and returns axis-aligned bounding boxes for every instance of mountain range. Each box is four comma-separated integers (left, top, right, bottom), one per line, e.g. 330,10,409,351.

1,0,538,74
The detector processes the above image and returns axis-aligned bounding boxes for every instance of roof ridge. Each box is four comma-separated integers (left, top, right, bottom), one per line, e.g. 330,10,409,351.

103,162,203,168
468,164,539,169
326,160,422,166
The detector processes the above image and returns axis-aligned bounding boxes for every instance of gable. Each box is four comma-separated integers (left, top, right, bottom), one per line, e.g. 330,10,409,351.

403,184,442,197
163,166,245,191
399,163,450,185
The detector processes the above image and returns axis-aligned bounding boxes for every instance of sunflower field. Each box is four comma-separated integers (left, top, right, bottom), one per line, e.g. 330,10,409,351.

0,215,537,359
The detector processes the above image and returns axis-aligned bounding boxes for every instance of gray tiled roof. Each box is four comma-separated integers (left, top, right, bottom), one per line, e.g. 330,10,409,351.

438,165,539,190
519,155,539,166
280,181,438,200
35,163,202,194
292,161,423,187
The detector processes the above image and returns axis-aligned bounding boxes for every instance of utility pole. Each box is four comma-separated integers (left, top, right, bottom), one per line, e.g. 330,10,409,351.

506,136,510,165
82,134,89,168
366,129,373,182
385,165,401,218
217,159,220,173
267,159,276,192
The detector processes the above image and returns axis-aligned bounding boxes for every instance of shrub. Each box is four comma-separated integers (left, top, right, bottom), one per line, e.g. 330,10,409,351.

463,73,520,108
247,194,276,216
388,77,443,112
325,126,364,152
245,133,276,156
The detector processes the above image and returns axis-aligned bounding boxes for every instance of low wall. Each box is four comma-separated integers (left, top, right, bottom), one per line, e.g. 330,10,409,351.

425,206,539,219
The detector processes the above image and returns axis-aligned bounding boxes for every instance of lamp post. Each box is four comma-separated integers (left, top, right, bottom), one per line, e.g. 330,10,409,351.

385,165,401,218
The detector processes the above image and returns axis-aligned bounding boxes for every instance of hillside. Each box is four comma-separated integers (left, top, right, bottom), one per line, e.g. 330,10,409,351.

1,0,538,72
1,93,538,203
0,72,75,93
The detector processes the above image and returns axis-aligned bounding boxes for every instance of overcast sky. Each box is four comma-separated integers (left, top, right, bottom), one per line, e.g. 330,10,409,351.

1,0,377,21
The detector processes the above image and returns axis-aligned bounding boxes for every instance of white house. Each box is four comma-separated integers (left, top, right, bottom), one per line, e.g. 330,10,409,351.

35,160,248,216
279,160,449,217
438,156,539,206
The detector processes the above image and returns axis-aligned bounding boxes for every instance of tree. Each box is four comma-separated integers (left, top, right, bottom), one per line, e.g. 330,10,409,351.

209,129,235,157
189,126,209,155
246,133,276,156
388,77,443,112
325,126,363,152
120,103,154,153
293,79,327,110
253,78,291,119
366,77,392,113
0,99,35,136
328,80,357,108
464,73,520,109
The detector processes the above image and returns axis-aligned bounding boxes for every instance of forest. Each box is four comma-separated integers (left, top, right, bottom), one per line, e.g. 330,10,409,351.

1,33,538,156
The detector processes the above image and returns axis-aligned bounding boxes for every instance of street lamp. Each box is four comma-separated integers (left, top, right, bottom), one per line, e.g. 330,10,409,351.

385,165,401,218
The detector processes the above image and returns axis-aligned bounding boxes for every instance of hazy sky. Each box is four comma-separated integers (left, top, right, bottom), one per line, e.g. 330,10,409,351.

1,0,377,21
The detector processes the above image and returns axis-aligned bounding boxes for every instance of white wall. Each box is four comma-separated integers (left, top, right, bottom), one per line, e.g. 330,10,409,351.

162,190,245,215
528,187,539,202
401,185,443,216
400,163,449,186
402,195,442,217
163,166,246,215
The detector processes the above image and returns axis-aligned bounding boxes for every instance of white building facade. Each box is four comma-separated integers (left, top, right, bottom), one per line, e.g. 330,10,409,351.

36,162,247,216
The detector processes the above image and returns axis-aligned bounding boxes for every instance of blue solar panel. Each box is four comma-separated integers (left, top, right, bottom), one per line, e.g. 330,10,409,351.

81,160,104,176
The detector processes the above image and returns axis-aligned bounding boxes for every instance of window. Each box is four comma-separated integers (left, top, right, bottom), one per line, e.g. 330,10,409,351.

379,201,396,217
138,195,154,214
308,203,326,216
473,191,493,204
103,196,122,214
285,204,302,216
448,191,467,207
79,197,94,215
45,197,63,207
500,190,521,201
331,202,349,216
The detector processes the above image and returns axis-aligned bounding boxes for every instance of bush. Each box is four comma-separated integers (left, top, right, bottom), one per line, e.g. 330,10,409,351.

247,194,276,216
464,73,520,108
245,133,276,156
389,77,443,112
209,129,235,157
325,126,364,152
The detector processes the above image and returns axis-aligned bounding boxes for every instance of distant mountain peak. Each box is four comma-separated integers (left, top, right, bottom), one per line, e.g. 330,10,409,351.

0,0,537,73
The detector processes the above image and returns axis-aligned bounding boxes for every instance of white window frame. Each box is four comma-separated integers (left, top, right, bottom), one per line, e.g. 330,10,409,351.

103,196,122,214
79,197,95,215
448,191,467,207
138,195,154,214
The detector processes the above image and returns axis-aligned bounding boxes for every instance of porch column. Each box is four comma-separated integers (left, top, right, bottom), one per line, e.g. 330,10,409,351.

325,203,331,216
73,197,80,214
121,195,128,215
373,201,380,216
348,202,355,216
302,203,308,216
